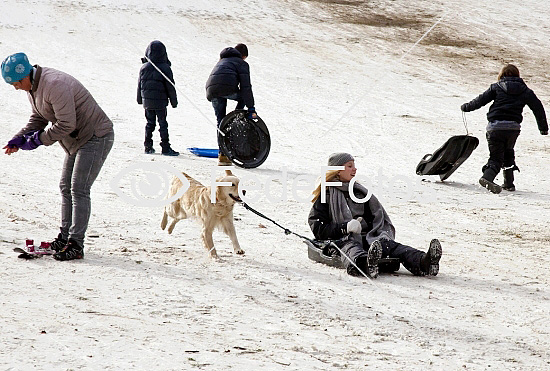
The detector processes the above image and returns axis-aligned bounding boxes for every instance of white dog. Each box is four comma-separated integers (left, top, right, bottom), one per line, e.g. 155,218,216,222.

161,170,243,258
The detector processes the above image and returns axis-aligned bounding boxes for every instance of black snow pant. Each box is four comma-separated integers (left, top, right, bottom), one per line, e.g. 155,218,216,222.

379,239,425,276
144,108,171,151
339,237,425,276
483,130,520,175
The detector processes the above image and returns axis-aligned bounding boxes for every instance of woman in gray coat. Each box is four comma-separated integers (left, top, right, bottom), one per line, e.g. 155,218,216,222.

308,153,442,278
2,52,114,261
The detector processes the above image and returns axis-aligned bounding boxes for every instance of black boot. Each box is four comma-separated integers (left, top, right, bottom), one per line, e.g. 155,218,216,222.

479,167,502,194
365,240,383,278
50,233,68,252
161,142,179,156
502,169,515,191
420,239,442,276
53,239,84,261
161,148,179,156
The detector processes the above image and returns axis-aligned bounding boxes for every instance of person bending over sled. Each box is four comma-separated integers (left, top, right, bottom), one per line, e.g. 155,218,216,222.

308,153,442,278
2,53,114,261
461,64,548,194
205,43,257,165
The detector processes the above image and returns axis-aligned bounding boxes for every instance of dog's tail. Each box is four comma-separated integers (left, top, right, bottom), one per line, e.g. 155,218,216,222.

161,210,168,230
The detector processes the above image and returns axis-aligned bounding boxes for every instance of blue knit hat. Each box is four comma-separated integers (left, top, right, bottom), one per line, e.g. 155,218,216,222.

1,53,32,84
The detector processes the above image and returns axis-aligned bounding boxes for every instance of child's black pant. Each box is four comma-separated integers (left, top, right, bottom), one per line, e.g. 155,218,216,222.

144,108,170,150
484,129,520,173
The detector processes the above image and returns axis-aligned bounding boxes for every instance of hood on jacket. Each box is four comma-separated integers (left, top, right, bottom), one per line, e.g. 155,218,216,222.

497,77,527,95
141,40,171,65
219,47,242,60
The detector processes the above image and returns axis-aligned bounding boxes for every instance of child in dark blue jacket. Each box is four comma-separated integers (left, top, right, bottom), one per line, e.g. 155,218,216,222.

205,43,257,165
461,64,548,193
137,40,179,156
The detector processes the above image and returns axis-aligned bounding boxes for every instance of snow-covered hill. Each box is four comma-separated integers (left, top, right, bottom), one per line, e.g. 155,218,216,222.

1,0,549,369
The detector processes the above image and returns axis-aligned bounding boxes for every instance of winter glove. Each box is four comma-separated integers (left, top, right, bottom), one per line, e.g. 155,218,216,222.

6,136,26,149
541,130,548,135
346,218,362,234
19,130,43,151
247,107,258,120
172,103,177,108
460,103,468,112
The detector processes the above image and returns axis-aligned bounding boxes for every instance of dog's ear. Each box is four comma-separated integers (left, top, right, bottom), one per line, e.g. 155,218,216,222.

215,182,223,202
225,169,233,176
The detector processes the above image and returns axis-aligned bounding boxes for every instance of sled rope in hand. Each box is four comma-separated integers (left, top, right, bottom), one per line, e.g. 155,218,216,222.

241,202,375,281
462,111,470,135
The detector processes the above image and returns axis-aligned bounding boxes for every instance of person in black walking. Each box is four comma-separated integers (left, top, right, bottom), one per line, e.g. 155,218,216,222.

461,64,548,193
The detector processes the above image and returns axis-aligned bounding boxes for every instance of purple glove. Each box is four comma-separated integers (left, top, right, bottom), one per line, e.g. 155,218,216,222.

19,130,43,151
6,136,26,149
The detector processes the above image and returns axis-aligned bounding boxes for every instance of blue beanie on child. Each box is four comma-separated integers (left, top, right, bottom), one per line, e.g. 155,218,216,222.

1,53,32,84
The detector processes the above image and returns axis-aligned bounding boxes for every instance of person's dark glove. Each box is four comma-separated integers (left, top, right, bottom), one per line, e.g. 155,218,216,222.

541,130,548,135
172,103,177,108
6,136,26,149
461,103,468,112
19,130,43,151
247,107,258,120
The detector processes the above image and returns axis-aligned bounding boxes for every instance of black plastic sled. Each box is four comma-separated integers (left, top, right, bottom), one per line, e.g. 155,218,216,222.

218,110,271,169
305,239,400,273
416,135,479,181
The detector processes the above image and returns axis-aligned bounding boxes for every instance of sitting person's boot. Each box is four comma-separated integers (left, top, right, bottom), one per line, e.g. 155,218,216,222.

53,239,84,261
502,169,515,191
50,233,68,252
479,167,502,194
420,239,442,276
364,240,383,278
218,153,232,166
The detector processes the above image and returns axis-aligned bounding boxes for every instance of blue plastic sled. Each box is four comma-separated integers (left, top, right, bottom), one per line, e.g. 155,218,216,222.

187,147,219,158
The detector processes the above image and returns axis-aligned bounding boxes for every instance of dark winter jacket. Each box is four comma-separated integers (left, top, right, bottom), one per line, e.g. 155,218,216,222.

308,187,395,246
462,77,548,132
137,40,177,110
205,47,254,108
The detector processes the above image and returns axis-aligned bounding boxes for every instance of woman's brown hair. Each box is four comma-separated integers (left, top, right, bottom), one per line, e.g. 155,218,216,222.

498,64,520,80
311,170,341,203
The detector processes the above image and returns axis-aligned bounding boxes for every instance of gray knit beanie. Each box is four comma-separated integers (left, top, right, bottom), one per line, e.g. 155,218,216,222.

327,152,354,166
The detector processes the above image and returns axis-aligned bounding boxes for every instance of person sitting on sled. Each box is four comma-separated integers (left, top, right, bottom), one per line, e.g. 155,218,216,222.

308,152,442,278
2,52,114,261
461,64,548,193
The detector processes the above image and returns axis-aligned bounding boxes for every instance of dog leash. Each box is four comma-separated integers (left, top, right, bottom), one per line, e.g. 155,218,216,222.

240,202,374,280
241,202,313,243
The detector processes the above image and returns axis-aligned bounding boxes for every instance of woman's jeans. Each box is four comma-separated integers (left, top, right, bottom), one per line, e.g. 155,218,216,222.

59,132,114,246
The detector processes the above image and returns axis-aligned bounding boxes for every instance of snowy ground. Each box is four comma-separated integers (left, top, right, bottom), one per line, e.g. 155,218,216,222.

1,0,549,369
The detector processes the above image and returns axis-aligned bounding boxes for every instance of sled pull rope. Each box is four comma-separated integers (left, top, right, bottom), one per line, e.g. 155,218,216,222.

462,111,470,135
